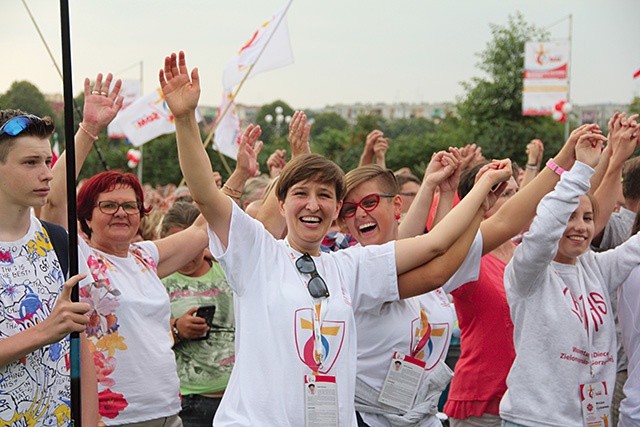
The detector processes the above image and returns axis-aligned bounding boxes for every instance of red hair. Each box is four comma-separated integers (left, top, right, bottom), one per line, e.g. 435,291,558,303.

77,170,151,238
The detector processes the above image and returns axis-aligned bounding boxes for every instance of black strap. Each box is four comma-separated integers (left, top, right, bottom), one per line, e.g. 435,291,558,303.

41,220,69,279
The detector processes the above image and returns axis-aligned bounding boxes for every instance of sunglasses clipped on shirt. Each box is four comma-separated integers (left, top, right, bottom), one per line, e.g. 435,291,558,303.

339,193,395,218
295,253,330,299
0,114,43,138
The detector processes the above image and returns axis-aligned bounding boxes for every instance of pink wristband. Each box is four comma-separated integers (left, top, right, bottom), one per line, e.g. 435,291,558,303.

546,158,566,176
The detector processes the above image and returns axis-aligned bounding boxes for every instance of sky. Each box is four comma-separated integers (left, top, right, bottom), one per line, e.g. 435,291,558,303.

2,0,639,110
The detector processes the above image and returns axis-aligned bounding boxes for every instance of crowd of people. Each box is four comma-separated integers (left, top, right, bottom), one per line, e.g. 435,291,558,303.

0,48,639,427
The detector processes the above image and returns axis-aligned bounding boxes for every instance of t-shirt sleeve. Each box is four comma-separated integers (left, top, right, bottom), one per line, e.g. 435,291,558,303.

344,242,399,313
442,230,483,294
208,201,279,296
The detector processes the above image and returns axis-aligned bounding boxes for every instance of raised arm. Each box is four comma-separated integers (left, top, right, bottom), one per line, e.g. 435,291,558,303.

394,160,512,275
592,113,639,235
480,124,605,254
398,150,458,239
359,129,384,167
520,139,544,188
160,52,246,248
41,74,123,228
256,110,310,237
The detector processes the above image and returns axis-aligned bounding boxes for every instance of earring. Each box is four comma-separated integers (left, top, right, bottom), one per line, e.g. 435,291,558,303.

395,213,401,220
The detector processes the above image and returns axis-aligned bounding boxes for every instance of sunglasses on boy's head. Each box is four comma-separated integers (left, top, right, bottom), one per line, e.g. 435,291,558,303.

0,115,43,139
295,253,330,299
339,193,395,218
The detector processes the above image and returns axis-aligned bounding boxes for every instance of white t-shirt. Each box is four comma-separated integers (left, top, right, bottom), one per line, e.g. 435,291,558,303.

358,231,483,427
618,265,640,426
78,238,180,425
210,202,399,427
0,216,90,424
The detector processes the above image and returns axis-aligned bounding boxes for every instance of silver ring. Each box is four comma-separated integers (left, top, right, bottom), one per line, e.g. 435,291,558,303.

91,90,101,95
100,91,109,96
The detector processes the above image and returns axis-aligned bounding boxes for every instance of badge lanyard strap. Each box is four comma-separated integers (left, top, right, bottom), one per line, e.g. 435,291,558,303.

285,239,329,373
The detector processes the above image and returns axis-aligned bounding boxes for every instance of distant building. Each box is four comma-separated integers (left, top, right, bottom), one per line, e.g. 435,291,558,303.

318,102,454,124
571,103,629,129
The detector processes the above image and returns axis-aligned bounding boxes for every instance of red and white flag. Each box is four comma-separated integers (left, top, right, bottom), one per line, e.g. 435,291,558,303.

51,141,60,167
213,90,241,159
111,88,201,147
108,79,142,139
222,0,294,90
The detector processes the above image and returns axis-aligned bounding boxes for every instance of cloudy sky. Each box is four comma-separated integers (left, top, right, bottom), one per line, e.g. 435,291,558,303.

2,0,639,109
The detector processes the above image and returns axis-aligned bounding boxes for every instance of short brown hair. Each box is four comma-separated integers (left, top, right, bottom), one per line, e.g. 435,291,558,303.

275,153,345,202
0,109,55,162
345,164,398,196
160,201,200,238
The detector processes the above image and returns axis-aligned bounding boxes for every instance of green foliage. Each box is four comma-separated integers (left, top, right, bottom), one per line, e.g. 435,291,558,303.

455,13,562,162
309,112,349,138
0,81,57,120
630,96,640,115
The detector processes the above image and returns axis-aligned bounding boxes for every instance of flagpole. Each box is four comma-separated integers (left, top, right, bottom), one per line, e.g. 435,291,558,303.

59,1,82,425
204,0,294,157
564,14,572,141
138,61,144,183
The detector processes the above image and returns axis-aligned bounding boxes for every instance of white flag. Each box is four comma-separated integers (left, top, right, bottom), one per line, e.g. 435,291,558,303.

223,0,294,90
107,79,142,139
213,90,241,159
111,88,201,147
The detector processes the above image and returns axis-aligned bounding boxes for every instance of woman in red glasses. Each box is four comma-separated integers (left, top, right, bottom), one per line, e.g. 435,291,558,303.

160,51,511,427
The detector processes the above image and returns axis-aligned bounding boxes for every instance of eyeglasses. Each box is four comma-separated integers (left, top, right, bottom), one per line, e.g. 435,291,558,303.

295,253,330,299
0,115,42,138
339,193,395,218
96,201,141,215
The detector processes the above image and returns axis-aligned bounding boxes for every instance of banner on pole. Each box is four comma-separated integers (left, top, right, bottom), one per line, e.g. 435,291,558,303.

213,90,241,160
108,79,142,138
222,0,294,90
111,88,201,147
522,41,570,116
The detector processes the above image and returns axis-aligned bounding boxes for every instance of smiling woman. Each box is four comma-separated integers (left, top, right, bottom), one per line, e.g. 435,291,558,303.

40,73,210,426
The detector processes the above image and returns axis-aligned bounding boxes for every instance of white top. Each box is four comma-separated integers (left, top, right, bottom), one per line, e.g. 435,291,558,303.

79,238,181,425
618,265,640,426
0,216,89,422
358,231,483,427
210,202,399,427
500,161,640,427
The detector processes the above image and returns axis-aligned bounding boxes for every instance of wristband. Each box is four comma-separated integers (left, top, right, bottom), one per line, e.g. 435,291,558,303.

546,158,566,176
525,163,539,170
222,184,242,199
78,123,99,141
171,318,182,343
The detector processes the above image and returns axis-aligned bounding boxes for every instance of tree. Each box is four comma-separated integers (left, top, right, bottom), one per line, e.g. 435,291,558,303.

309,112,349,139
0,81,57,120
454,13,563,165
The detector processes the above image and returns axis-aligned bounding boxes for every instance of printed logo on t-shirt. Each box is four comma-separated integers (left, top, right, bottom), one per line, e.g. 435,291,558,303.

410,308,449,370
294,308,345,374
562,287,608,332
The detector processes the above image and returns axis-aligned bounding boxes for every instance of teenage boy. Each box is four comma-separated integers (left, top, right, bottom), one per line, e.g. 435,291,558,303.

0,110,97,425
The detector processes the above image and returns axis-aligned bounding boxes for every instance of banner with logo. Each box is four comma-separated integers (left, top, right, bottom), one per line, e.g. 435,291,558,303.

522,41,570,116
107,79,142,138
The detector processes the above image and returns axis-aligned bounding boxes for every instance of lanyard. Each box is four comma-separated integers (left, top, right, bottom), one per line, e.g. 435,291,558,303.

285,238,329,373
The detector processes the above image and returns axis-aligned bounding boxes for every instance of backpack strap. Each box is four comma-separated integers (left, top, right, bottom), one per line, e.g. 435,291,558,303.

41,220,69,279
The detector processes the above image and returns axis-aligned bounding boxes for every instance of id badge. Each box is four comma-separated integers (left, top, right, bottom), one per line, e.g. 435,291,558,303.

378,352,425,411
580,381,611,427
304,374,338,427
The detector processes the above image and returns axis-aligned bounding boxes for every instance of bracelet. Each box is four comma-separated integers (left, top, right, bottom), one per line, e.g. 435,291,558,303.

222,184,242,199
546,158,566,176
78,123,98,141
171,318,182,343
525,163,539,170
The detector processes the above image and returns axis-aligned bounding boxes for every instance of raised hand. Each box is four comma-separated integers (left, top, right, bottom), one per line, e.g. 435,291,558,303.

81,73,124,136
236,124,264,178
159,51,201,119
526,139,544,166
424,151,458,189
266,149,287,178
288,111,311,157
607,113,639,167
373,137,389,165
39,274,91,344
439,148,463,193
575,133,607,168
475,159,513,211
